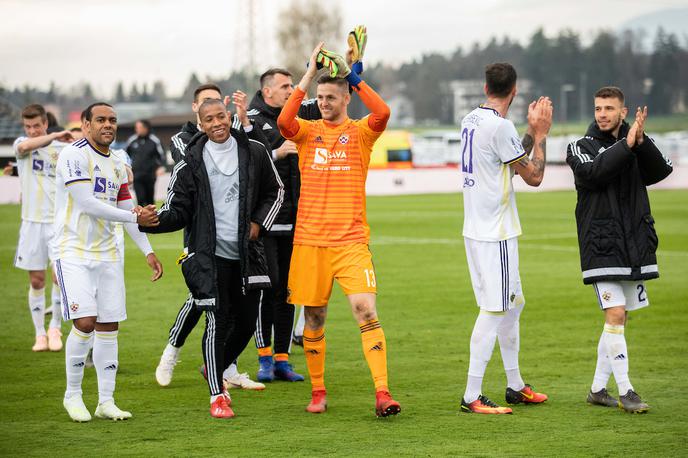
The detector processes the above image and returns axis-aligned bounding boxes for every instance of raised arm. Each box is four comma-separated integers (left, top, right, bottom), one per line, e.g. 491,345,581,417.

278,43,323,139
512,97,552,187
15,130,73,157
353,81,390,132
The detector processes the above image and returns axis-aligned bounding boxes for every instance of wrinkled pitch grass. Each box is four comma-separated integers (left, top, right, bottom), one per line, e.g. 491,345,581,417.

1,190,686,457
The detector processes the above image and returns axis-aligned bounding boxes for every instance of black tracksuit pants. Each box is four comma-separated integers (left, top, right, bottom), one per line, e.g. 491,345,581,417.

203,257,261,396
168,293,202,348
254,235,295,355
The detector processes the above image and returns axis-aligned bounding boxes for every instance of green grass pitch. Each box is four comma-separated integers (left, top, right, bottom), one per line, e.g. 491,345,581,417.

1,190,687,456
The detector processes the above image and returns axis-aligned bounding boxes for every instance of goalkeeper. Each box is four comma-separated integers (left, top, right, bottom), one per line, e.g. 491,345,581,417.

277,40,401,417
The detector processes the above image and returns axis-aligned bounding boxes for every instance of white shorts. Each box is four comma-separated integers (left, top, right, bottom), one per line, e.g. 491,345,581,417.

55,258,127,323
465,237,524,312
593,280,649,311
14,221,54,271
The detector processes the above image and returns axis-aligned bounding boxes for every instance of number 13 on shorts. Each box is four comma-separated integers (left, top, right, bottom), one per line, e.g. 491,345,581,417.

364,269,376,287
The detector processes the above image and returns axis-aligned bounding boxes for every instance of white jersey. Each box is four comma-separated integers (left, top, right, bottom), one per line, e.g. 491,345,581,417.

13,136,68,223
460,106,527,241
52,138,131,262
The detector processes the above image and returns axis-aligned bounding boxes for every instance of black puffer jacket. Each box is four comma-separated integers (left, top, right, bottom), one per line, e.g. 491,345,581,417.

141,127,284,310
566,121,673,284
247,90,320,235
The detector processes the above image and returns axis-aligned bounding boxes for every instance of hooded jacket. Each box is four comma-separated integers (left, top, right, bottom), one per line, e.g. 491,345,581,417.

566,120,673,284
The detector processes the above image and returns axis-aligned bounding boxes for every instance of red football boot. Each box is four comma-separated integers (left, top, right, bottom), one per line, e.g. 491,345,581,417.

306,389,327,413
210,393,235,419
375,390,401,417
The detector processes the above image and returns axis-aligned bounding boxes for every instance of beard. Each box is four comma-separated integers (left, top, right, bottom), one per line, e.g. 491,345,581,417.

597,114,622,133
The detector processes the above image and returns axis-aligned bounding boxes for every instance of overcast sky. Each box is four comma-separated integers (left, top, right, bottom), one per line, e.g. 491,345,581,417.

2,0,687,97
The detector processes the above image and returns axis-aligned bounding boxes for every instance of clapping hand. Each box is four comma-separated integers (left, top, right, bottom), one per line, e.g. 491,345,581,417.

527,96,553,137
626,106,647,148
232,90,250,127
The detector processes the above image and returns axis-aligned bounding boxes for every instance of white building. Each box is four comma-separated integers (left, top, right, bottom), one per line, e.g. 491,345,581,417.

450,79,533,125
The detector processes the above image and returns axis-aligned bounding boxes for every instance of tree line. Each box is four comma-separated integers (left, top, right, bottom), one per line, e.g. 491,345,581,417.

1,26,686,127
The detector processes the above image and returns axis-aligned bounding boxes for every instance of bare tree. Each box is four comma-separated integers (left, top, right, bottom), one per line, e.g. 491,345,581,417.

276,0,342,79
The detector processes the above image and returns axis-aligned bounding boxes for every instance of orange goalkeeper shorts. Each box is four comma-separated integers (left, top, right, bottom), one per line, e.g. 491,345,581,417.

287,243,377,307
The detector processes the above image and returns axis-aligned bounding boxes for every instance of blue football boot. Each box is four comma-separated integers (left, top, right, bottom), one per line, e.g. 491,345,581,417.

257,356,275,382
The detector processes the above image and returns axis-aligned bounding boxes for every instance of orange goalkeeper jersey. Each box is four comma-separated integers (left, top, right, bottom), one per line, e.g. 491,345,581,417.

278,83,389,246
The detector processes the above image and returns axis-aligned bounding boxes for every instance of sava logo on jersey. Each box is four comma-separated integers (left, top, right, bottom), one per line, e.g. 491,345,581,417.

312,148,350,171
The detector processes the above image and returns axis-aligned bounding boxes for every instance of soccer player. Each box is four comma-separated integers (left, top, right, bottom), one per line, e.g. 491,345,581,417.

140,98,283,418
277,43,400,417
55,102,163,422
13,104,74,352
155,84,264,391
247,67,321,383
459,63,552,414
566,87,672,413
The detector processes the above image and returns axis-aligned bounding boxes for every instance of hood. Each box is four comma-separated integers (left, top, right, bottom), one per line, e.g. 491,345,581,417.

180,121,199,136
585,119,630,145
249,90,281,120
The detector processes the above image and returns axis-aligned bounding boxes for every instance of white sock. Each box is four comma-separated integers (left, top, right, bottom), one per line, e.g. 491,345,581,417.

29,286,46,336
65,327,93,399
463,311,504,403
603,324,633,394
223,361,239,380
163,343,180,359
49,284,62,329
210,393,226,404
93,330,119,404
497,303,525,391
591,332,612,392
294,306,305,337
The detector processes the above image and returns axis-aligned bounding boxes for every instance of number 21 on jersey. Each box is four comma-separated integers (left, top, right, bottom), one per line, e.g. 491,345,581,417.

461,128,475,173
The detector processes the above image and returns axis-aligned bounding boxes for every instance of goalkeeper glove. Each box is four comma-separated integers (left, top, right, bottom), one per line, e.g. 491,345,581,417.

317,48,362,87
347,25,367,63
315,48,342,77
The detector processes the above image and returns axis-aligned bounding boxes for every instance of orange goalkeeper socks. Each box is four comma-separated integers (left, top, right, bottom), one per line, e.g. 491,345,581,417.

360,320,389,391
303,328,326,390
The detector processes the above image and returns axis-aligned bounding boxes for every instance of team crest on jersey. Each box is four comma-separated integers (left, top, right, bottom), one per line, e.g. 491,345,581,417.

338,134,349,144
602,291,612,301
70,303,79,312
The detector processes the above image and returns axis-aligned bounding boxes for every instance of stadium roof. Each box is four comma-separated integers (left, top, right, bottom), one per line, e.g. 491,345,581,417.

0,116,23,142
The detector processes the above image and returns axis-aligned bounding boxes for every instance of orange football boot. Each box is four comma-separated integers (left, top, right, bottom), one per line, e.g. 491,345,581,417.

461,395,513,414
505,384,548,405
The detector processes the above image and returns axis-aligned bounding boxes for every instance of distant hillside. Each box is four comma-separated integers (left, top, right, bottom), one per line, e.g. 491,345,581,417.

621,7,688,45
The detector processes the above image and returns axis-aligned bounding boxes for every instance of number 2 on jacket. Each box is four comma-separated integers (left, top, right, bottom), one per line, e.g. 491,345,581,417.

461,128,474,174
